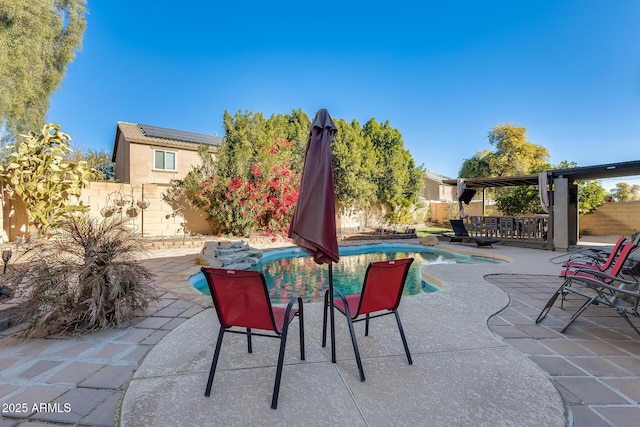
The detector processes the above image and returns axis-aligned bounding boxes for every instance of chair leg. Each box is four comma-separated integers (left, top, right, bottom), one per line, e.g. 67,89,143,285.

618,311,640,337
344,315,365,382
560,295,598,333
536,282,566,324
394,310,413,365
205,327,225,397
271,318,291,409
247,328,252,353
365,314,370,336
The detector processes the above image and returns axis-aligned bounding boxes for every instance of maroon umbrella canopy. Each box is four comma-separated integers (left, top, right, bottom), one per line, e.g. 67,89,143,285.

288,109,339,265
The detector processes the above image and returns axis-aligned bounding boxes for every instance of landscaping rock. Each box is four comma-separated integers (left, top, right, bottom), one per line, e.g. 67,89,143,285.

245,256,260,266
217,240,245,249
223,262,251,270
196,240,263,270
208,258,223,268
217,246,249,255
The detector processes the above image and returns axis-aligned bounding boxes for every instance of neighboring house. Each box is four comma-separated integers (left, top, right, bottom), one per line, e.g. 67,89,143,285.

423,172,456,202
112,122,221,185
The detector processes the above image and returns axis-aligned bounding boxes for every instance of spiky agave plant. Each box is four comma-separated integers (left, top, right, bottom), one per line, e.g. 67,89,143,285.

13,214,157,336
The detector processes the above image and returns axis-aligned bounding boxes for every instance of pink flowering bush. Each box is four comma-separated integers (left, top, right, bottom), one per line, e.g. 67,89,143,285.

191,141,300,237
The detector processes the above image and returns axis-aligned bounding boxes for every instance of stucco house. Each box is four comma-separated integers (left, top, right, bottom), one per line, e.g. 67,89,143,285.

423,172,456,202
112,122,221,185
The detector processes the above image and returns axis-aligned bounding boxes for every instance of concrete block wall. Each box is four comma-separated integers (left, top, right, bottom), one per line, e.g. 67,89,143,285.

78,182,212,238
578,201,640,236
2,182,638,242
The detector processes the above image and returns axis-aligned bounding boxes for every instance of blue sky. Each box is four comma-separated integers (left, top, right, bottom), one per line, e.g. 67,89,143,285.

48,0,640,190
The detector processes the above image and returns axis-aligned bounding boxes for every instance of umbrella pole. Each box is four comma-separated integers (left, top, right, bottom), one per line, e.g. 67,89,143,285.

329,263,336,363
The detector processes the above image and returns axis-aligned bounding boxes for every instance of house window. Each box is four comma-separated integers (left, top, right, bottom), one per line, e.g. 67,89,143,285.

154,150,176,171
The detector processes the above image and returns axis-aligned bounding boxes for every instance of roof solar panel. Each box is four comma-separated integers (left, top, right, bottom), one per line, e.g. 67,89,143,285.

138,124,221,146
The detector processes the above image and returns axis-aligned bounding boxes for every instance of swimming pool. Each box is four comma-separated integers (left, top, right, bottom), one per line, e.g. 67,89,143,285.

190,243,503,303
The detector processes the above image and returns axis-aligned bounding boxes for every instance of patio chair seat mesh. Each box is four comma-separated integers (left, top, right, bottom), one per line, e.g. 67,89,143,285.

359,262,410,313
560,268,613,283
271,306,298,332
334,294,360,317
204,269,280,332
561,239,630,282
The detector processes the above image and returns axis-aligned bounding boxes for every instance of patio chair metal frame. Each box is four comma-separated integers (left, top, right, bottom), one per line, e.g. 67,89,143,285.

536,241,640,336
321,258,414,382
201,267,305,409
559,235,627,271
552,269,640,336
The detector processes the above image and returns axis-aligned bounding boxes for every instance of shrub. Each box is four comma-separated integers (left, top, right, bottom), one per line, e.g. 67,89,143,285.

0,123,95,238
10,215,156,336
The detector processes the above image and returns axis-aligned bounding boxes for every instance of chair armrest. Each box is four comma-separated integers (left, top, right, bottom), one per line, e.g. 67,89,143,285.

332,288,349,304
283,296,303,324
570,267,637,284
567,272,639,297
284,296,302,313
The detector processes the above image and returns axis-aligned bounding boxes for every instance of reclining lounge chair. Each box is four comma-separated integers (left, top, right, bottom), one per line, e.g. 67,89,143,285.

536,241,640,336
442,219,500,248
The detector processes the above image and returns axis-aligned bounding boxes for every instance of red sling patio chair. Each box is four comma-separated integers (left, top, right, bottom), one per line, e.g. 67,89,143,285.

536,241,640,336
559,235,627,272
322,258,414,382
201,267,305,409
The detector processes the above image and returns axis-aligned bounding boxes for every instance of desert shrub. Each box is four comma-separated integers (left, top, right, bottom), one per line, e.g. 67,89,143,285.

10,215,156,336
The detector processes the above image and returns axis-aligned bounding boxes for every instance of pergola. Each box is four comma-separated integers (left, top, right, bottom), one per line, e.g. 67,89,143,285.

443,160,640,251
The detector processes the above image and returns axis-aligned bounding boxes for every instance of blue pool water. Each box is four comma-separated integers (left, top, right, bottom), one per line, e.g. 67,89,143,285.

190,243,502,304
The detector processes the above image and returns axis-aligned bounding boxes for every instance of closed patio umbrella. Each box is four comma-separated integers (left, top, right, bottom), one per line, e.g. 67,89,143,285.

289,108,340,361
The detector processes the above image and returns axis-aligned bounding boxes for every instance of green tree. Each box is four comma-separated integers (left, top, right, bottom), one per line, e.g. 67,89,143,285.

68,148,115,181
610,182,640,202
219,110,268,178
363,118,424,207
0,123,94,236
579,180,607,214
0,0,87,141
459,124,551,215
485,124,549,176
458,150,492,178
173,110,425,235
332,119,377,211
494,185,542,216
261,109,309,172
403,154,426,202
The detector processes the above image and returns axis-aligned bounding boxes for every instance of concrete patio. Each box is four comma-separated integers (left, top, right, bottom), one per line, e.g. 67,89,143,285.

0,239,638,426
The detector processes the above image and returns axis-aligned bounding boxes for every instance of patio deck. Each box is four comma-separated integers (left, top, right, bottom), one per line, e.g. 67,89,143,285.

0,239,638,426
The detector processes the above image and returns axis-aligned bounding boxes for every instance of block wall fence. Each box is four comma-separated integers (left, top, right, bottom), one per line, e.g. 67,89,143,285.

578,201,640,236
1,183,638,243
77,182,213,238
0,182,213,243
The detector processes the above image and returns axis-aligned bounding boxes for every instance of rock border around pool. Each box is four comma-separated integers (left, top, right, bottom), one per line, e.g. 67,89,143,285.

196,240,264,270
